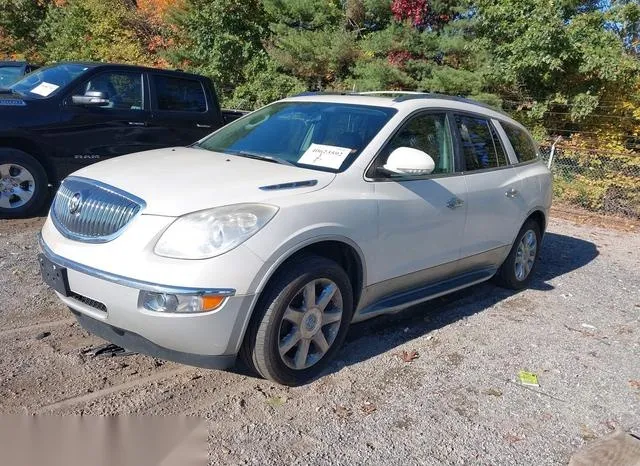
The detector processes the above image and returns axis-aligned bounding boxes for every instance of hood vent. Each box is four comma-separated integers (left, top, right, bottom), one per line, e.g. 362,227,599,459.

259,179,318,191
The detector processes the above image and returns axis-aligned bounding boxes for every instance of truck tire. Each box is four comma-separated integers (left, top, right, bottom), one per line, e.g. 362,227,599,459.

0,148,49,218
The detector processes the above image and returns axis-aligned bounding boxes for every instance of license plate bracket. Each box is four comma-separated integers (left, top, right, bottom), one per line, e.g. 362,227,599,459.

38,254,70,297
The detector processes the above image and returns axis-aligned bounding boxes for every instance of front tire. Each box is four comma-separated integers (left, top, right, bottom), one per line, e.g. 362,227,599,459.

494,219,541,290
0,148,49,218
241,255,353,386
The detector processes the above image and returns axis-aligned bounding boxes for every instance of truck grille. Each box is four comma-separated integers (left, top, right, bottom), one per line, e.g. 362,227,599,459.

51,177,145,243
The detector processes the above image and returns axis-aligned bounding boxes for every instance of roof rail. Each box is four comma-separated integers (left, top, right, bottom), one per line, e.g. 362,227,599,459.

356,91,426,96
294,91,352,97
291,90,510,117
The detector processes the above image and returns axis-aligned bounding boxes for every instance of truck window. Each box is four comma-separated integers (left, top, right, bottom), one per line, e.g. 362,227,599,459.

154,76,207,112
72,72,143,111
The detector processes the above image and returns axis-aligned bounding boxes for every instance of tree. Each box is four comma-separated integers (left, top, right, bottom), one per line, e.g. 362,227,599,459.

0,0,52,59
39,0,152,64
166,0,267,98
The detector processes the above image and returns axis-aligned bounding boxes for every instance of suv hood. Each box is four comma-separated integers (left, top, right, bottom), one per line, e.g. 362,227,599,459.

71,147,336,216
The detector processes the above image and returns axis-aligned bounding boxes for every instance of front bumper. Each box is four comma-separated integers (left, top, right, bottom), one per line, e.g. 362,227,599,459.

40,237,257,367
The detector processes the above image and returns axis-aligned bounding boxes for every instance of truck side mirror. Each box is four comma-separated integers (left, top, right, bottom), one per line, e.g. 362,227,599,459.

72,91,110,107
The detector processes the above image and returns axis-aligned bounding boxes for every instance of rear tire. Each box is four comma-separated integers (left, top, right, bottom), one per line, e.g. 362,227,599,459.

494,219,541,290
241,255,353,386
0,148,48,218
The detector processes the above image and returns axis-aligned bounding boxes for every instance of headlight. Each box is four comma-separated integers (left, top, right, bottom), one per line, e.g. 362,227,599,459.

154,203,278,259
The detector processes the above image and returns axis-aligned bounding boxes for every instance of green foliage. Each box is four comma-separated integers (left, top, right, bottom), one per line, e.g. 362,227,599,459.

166,0,267,97
0,0,51,59
39,0,150,64
225,54,306,109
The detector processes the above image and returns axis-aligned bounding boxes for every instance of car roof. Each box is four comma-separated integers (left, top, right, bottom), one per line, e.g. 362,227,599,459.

50,61,207,80
283,91,526,130
0,61,28,67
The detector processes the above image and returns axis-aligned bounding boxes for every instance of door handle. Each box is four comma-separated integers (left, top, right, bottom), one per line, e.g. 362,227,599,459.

196,123,212,128
505,188,519,198
128,121,147,126
447,197,464,209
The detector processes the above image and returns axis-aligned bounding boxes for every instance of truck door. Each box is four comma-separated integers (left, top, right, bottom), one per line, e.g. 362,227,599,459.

149,74,223,146
53,70,159,176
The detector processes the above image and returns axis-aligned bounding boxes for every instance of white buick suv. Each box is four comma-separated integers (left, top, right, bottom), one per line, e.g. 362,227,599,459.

39,92,552,385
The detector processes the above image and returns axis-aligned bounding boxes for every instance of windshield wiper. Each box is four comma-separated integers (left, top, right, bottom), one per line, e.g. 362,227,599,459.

229,150,296,167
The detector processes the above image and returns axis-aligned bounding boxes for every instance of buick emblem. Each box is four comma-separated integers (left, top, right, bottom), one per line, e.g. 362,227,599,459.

68,192,83,215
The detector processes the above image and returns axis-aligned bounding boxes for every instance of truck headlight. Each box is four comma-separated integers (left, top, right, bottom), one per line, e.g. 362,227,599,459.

154,203,278,259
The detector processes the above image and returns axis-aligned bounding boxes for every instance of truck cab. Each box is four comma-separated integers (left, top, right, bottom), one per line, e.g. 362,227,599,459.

0,62,239,218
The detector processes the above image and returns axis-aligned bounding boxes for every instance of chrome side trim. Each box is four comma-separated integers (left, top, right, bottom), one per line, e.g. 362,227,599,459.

39,235,236,296
259,179,318,191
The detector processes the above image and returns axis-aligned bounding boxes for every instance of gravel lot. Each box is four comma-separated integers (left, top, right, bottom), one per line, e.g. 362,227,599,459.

0,212,639,465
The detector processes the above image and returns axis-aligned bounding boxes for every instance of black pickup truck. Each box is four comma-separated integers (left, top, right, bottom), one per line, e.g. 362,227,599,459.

0,62,246,217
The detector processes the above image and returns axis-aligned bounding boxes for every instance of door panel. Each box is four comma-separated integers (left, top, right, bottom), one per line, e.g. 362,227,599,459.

368,112,467,288
452,113,525,260
150,74,217,146
49,71,159,177
372,176,468,285
462,169,524,258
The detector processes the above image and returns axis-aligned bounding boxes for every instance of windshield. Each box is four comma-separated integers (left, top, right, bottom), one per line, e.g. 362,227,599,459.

0,66,24,88
9,63,92,98
197,102,397,172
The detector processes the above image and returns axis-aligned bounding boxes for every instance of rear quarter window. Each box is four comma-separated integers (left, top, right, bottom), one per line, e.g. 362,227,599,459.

503,123,538,163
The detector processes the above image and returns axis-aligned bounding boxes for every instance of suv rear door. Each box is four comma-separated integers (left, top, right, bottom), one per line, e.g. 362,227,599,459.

453,113,524,268
149,73,223,146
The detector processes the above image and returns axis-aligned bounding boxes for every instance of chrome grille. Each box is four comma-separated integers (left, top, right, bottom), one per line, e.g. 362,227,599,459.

51,176,145,243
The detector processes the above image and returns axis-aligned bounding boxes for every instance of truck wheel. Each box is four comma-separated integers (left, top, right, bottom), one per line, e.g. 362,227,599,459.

0,148,48,218
494,219,541,290
241,255,353,386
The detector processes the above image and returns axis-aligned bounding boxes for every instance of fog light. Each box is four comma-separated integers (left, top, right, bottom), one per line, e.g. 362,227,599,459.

140,291,226,313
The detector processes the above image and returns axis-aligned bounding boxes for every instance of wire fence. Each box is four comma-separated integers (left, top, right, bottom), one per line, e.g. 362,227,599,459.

539,142,640,219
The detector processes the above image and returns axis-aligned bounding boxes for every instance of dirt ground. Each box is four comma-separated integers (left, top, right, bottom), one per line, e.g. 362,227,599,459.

0,208,639,465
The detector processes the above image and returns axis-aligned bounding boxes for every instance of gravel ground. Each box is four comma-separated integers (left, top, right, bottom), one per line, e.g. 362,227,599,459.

0,212,639,465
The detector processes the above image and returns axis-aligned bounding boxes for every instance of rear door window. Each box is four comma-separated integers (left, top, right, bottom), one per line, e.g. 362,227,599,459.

502,123,538,163
154,75,207,112
454,114,509,171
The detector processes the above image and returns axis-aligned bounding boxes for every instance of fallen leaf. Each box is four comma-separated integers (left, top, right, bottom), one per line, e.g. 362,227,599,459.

518,371,539,387
265,396,287,408
361,402,377,415
333,405,352,418
504,433,523,444
399,350,419,363
580,424,597,441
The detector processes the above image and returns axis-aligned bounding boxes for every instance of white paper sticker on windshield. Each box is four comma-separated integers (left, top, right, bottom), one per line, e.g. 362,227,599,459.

30,82,59,97
298,143,352,169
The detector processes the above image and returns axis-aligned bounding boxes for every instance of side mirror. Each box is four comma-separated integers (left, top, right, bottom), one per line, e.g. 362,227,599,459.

72,91,110,107
382,147,435,176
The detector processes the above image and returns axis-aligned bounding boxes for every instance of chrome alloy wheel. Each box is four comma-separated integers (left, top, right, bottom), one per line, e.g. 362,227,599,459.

0,163,35,209
514,229,537,281
278,278,343,370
